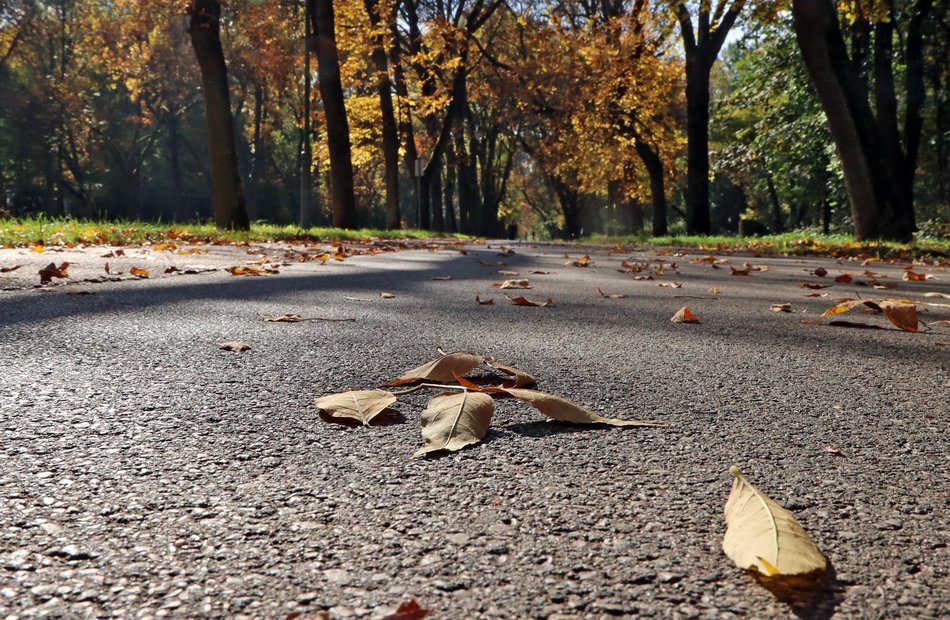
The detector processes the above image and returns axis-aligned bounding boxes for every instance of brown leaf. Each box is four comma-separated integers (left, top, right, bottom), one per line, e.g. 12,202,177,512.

475,295,495,305
529,270,551,275
770,304,792,313
129,266,149,278
691,255,718,264
566,255,592,267
261,314,302,323
878,300,918,332
379,292,396,299
812,267,828,277
492,279,531,289
507,295,554,307
414,391,494,458
484,359,537,388
730,266,751,276
834,274,853,283
499,388,663,427
164,266,180,274
825,446,844,457
802,293,828,298
0,265,22,273
315,389,397,426
218,341,252,352
383,351,486,387
709,287,722,294
800,282,832,290
381,599,432,620
497,270,520,276
597,287,628,299
431,275,452,281
38,262,69,284
657,282,682,288
902,271,932,281
671,306,700,323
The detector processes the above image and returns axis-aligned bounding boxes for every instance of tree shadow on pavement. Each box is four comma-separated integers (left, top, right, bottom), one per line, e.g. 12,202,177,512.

750,564,844,619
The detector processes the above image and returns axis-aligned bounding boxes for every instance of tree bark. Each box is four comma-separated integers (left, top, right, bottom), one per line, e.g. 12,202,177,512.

188,0,249,230
634,139,667,236
308,0,357,229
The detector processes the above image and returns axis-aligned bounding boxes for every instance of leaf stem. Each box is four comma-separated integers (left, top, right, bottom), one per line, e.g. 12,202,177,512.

392,383,468,396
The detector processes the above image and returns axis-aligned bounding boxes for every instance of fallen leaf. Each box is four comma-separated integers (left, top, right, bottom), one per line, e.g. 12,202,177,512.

802,292,828,298
597,287,628,299
692,255,718,264
31,242,45,253
315,389,396,426
129,266,149,278
771,304,792,313
497,270,520,276
824,446,844,456
218,341,251,352
164,266,180,274
507,295,554,307
657,282,682,288
800,282,832,290
499,388,663,427
379,292,396,299
878,300,918,332
484,360,537,388
566,255,592,267
261,314,302,322
413,391,494,458
529,270,551,275
0,265,22,273
902,271,933,281
475,295,494,305
723,465,827,577
381,599,432,620
431,275,452,281
383,351,486,387
492,279,531,289
228,266,264,276
744,262,769,272
834,274,853,283
38,262,69,284
671,306,700,323
812,267,828,277
730,266,751,276
497,248,515,257
924,292,950,299
709,287,722,294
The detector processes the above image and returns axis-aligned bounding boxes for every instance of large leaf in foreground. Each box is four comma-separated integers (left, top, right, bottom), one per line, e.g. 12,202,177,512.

819,298,918,332
315,389,397,426
723,465,827,577
383,351,486,386
414,391,494,458
500,388,663,427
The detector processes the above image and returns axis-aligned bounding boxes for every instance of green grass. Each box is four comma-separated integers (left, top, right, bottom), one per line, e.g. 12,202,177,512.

0,216,468,247
584,231,950,259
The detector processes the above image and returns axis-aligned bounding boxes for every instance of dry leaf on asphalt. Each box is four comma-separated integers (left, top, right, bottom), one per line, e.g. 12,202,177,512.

709,287,722,294
413,391,494,458
228,266,267,276
497,270,520,276
723,465,827,577
657,282,682,288
812,267,828,277
800,282,831,290
819,298,918,332
566,255,592,267
834,274,853,283
381,599,432,620
431,275,452,281
315,389,397,426
475,295,495,305
379,292,396,299
129,266,149,278
39,262,69,284
383,351,486,387
484,360,537,388
498,388,663,427
924,292,950,299
824,446,844,456
671,306,700,323
0,265,22,273
730,266,752,276
218,341,251,352
261,314,302,322
770,304,792,313
903,271,933,281
507,295,554,307
492,279,531,289
529,270,551,275
597,287,628,299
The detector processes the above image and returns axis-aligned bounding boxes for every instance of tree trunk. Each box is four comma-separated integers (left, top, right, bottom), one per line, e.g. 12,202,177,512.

634,139,667,237
443,159,457,233
308,0,357,229
551,175,581,239
364,0,400,229
188,0,249,230
684,56,711,234
764,168,783,233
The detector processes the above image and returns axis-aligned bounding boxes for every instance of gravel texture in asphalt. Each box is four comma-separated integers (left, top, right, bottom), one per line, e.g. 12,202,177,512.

1,240,948,619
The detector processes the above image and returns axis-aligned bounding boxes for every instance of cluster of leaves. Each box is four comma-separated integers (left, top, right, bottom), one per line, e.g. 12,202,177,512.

314,351,663,459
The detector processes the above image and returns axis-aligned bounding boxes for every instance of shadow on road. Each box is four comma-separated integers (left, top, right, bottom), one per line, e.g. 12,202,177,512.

750,565,844,619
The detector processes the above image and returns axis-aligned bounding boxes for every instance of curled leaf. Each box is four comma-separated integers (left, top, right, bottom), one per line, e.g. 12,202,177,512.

475,295,495,305
129,266,150,278
819,298,918,332
507,295,554,307
414,391,494,458
485,360,537,388
492,279,531,289
597,287,628,299
38,262,69,284
384,351,486,387
801,282,831,290
379,292,396,299
770,304,792,313
499,388,663,427
316,389,397,426
0,265,22,273
671,306,700,323
723,465,827,577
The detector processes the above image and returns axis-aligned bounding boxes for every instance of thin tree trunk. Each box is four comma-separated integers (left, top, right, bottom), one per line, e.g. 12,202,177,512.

634,139,667,236
308,0,357,228
188,0,249,230
764,168,783,233
364,0,400,229
684,56,711,234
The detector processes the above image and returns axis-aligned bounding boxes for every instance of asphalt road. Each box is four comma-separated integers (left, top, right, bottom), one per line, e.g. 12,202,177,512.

1,241,948,619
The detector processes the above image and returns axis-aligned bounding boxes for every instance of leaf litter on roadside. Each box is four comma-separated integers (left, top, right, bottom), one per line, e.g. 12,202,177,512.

814,298,919,332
